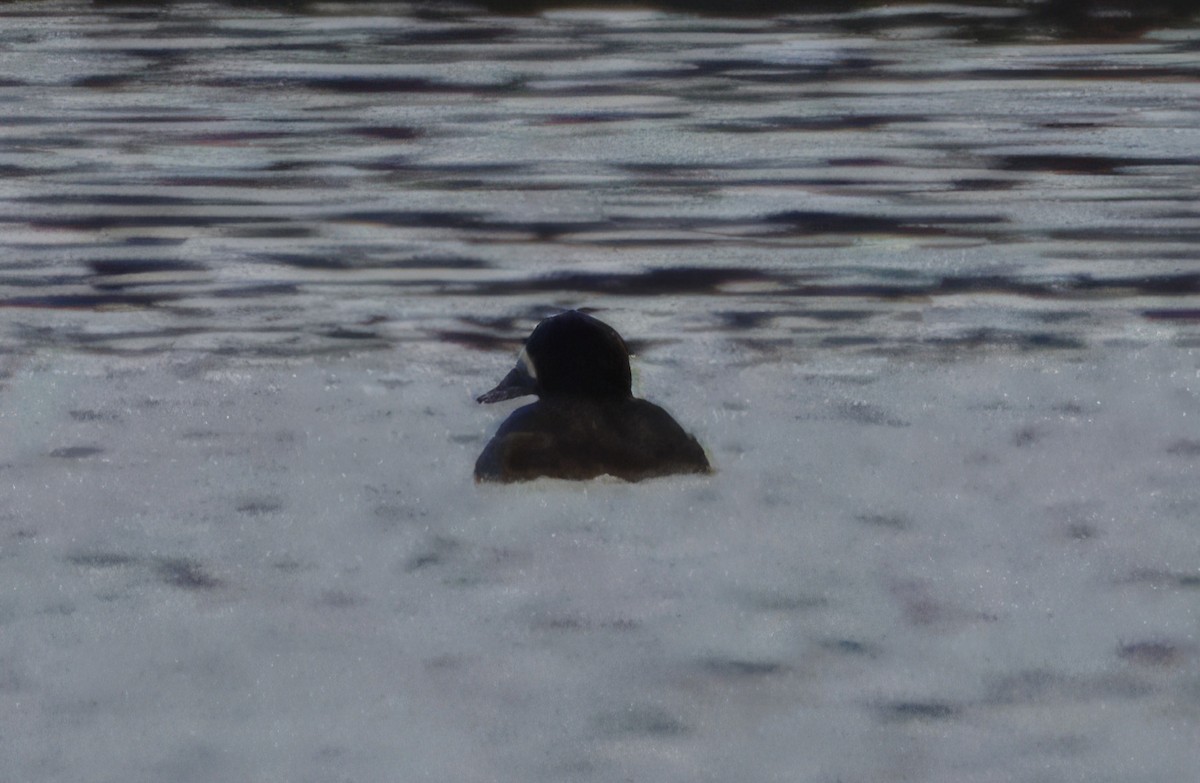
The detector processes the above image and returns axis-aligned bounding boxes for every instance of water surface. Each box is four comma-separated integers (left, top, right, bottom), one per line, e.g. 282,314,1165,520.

3,6,1200,782
2,0,1198,363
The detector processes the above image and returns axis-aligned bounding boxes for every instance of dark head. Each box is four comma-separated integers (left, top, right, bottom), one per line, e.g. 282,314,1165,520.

477,311,633,404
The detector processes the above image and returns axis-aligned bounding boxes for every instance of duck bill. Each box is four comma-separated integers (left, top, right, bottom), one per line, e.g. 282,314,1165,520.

476,363,537,404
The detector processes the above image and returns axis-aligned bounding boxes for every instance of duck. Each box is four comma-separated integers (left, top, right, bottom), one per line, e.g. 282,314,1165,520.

474,310,712,483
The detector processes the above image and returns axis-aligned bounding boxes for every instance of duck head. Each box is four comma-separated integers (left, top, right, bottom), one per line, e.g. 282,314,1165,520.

477,310,632,403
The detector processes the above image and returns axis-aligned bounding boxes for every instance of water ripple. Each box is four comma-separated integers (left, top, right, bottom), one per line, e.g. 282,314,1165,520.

2,1,1198,360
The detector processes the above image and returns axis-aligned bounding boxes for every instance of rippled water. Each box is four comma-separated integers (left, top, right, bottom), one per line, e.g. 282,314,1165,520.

2,1,1199,362
4,6,1200,781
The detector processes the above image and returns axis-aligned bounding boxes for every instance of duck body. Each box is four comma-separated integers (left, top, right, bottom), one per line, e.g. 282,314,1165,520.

475,395,710,482
474,311,711,483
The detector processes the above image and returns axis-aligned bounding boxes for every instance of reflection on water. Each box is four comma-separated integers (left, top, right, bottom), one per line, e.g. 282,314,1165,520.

1,0,1198,361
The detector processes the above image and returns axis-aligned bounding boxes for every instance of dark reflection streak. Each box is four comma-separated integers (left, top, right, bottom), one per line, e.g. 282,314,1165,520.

209,284,301,299
321,327,381,340
88,260,202,275
349,126,423,141
155,175,334,188
265,254,489,271
204,77,482,95
74,75,141,89
373,26,514,46
783,273,1200,301
1144,309,1200,321
540,111,693,125
20,194,263,207
448,270,1200,301
2,294,178,309
331,211,1010,241
691,114,926,133
2,280,92,292
996,154,1200,174
28,115,233,125
337,210,489,230
609,61,1200,87
766,210,1007,235
367,163,527,176
1049,229,1200,243
966,67,1200,81
25,215,269,231
222,225,319,239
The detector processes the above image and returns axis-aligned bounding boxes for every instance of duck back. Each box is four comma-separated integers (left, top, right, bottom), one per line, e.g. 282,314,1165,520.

475,397,710,483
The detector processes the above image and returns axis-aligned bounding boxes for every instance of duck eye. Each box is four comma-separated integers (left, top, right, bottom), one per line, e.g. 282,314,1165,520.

517,347,538,380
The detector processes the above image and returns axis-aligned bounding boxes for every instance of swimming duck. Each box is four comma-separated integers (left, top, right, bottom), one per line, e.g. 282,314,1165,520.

474,310,711,483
